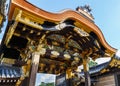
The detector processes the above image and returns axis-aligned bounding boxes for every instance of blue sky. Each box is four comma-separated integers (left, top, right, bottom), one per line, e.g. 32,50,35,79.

35,73,56,86
1,0,120,85
26,0,120,84
1,0,120,49
27,0,120,50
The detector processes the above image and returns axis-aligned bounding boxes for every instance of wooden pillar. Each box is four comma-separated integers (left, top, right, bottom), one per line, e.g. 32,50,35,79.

66,68,73,86
83,58,91,86
28,52,40,86
0,14,3,25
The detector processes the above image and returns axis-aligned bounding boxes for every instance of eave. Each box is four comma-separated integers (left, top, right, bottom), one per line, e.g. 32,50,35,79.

8,0,117,54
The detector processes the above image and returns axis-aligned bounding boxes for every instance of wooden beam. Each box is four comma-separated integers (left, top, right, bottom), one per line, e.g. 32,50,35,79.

4,21,18,45
66,68,73,86
83,58,91,86
28,52,40,86
0,14,3,25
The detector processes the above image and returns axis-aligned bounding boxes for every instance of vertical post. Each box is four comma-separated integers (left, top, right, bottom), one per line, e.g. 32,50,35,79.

66,68,73,86
28,52,40,86
83,58,91,86
0,14,3,25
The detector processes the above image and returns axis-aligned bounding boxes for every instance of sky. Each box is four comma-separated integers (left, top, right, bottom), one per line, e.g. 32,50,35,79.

1,0,120,85
1,1,120,53
27,0,120,50
35,73,56,86
26,0,120,85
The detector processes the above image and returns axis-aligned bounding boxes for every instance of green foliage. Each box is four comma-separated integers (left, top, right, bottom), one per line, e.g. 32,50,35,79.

88,59,98,68
39,82,54,86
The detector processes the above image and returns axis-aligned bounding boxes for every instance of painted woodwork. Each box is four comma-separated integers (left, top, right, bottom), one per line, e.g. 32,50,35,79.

28,52,40,86
8,0,116,54
0,14,3,25
0,0,118,86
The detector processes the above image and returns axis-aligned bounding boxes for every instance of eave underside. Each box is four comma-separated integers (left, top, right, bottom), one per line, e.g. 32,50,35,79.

0,0,118,85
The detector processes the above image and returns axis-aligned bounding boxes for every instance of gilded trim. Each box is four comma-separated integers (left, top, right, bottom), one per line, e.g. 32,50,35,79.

8,0,116,54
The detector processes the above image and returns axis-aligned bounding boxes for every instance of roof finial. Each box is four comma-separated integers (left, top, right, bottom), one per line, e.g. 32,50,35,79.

76,5,94,21
76,4,92,14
